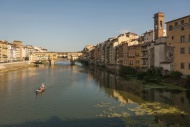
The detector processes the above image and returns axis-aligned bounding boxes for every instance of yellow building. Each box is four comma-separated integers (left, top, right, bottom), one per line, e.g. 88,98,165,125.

117,43,124,66
94,44,99,64
127,44,141,69
94,42,106,65
13,40,23,61
89,48,95,64
128,45,136,67
166,15,190,75
134,44,141,69
123,43,128,66
0,40,8,62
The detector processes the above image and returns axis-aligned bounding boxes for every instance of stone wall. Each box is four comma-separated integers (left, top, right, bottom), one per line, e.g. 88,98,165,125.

0,61,30,72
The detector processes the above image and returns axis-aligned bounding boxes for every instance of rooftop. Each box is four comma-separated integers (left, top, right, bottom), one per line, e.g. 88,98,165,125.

165,15,190,24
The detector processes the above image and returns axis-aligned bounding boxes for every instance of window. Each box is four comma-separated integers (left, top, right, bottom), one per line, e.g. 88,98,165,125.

189,63,190,70
181,20,184,24
169,25,173,31
155,21,158,29
172,36,174,40
155,25,158,29
175,22,178,26
181,36,185,42
181,27,184,31
160,21,162,28
181,63,184,69
181,48,185,54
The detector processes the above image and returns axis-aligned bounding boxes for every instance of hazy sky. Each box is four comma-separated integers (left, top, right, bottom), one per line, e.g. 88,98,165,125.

0,0,189,52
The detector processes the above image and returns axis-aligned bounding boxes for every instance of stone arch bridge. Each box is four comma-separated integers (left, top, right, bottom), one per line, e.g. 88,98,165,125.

29,52,83,65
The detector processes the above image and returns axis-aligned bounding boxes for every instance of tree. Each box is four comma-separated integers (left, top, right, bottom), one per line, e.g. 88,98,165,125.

169,71,183,79
119,66,137,78
186,75,190,88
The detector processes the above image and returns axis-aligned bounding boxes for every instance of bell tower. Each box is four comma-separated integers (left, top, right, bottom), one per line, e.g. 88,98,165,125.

154,12,165,40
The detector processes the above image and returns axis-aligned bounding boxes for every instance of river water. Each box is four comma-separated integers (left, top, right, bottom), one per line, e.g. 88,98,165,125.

0,61,190,127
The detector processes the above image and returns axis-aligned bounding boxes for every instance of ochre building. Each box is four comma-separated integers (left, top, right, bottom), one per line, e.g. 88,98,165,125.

166,15,190,75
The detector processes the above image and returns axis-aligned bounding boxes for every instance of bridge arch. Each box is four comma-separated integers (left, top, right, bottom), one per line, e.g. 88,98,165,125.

29,52,82,65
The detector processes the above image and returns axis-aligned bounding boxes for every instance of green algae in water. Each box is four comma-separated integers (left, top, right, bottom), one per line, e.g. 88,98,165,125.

94,101,189,127
128,102,187,116
127,102,188,127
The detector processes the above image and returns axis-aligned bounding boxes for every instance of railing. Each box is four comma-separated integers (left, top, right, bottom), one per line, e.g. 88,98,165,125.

141,55,148,58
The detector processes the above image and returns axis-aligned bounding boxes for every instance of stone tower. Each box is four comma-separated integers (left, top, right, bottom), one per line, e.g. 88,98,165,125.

154,12,165,40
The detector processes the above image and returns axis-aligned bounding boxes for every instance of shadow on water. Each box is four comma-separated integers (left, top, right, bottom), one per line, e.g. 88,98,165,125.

1,116,126,127
2,114,190,127
123,114,190,127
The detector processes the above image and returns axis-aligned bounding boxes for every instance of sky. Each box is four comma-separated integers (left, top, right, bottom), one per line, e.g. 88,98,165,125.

0,0,189,52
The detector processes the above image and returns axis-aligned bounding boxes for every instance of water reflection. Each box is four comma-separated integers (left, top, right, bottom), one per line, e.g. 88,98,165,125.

1,62,190,127
89,66,190,126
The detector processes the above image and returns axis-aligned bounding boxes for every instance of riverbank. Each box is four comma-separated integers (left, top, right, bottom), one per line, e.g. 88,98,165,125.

91,64,189,90
0,61,32,73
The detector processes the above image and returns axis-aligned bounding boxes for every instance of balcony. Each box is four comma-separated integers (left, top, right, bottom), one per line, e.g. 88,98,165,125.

141,48,147,52
3,54,7,58
127,56,135,58
141,55,148,59
135,54,140,57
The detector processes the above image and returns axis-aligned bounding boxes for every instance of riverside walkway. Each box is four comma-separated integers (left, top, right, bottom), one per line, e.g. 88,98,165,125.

0,61,30,72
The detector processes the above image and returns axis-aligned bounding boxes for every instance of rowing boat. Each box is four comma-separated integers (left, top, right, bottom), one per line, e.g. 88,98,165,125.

36,83,45,93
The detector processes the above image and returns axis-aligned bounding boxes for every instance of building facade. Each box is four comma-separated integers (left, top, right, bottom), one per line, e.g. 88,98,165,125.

0,40,8,62
152,12,173,71
144,30,154,43
166,15,190,75
83,12,190,75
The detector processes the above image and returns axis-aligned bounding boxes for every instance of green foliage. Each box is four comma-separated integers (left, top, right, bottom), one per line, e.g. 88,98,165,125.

186,90,190,100
144,75,151,82
186,75,190,88
146,69,155,79
78,59,89,66
141,67,163,83
169,71,183,79
118,66,185,86
136,71,146,80
119,66,137,77
147,67,163,78
97,64,106,68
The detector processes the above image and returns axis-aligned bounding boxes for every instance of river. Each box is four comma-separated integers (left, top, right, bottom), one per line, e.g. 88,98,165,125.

0,61,190,127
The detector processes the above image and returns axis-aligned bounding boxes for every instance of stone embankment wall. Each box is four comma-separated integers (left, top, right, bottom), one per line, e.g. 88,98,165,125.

0,61,31,72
